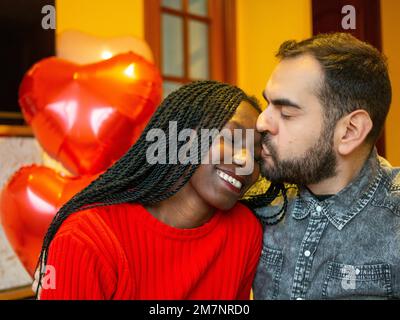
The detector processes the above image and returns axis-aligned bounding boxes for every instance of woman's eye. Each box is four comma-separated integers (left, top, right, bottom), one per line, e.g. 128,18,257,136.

280,113,291,120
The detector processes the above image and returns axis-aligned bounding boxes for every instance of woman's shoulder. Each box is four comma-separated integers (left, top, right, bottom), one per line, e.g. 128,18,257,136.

47,203,145,272
52,203,140,248
57,203,142,232
55,206,108,237
229,201,260,220
222,202,262,235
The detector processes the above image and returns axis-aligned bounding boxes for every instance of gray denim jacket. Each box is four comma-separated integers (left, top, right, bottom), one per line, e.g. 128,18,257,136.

253,148,400,300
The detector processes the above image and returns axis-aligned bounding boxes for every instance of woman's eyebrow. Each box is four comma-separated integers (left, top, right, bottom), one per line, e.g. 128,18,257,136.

228,120,245,130
229,120,261,143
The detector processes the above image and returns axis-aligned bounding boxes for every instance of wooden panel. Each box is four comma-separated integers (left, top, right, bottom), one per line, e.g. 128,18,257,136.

0,125,33,137
145,0,162,69
312,0,381,49
222,0,237,84
0,285,34,300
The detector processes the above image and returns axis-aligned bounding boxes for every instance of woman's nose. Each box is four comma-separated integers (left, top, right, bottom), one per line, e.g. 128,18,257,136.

232,148,255,176
232,149,250,167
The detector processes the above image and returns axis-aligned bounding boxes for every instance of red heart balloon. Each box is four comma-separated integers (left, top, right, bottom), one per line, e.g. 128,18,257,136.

0,165,99,276
19,52,162,175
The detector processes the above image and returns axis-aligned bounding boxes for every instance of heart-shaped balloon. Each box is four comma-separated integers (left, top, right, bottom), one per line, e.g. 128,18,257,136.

0,165,99,276
19,52,162,175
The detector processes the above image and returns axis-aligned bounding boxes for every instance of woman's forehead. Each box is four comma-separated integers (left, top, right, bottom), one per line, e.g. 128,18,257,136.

227,101,259,127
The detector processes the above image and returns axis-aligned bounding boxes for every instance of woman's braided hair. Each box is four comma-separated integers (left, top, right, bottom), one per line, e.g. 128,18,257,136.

241,182,288,225
35,80,287,297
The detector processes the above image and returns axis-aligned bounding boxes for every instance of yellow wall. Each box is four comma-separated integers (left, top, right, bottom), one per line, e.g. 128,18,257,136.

56,0,144,37
236,0,312,104
381,0,400,166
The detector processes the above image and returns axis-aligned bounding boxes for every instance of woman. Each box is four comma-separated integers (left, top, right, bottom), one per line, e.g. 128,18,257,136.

35,80,277,300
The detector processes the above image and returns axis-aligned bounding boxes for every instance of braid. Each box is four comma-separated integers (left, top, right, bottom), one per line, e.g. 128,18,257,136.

241,182,288,225
36,80,275,297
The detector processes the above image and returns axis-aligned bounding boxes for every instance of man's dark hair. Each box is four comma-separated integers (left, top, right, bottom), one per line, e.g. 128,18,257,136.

276,32,392,145
35,80,284,297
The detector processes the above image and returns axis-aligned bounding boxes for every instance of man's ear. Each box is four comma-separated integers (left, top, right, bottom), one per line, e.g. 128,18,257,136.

336,110,373,156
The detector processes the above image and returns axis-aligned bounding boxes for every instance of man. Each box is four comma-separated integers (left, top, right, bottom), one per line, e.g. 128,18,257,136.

254,33,399,300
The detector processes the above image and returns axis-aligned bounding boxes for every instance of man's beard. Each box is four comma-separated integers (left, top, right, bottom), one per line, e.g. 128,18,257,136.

260,125,337,185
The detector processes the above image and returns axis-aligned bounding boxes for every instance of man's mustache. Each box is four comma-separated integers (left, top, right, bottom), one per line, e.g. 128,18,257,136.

261,133,277,159
261,133,272,150
261,133,269,145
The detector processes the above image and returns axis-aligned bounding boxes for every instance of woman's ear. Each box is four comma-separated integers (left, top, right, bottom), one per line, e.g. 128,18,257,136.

336,110,373,156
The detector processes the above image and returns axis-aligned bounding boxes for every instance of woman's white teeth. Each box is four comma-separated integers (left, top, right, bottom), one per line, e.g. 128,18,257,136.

216,170,242,189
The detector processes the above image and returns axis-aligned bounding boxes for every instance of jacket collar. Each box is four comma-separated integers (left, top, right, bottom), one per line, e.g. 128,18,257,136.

292,148,384,230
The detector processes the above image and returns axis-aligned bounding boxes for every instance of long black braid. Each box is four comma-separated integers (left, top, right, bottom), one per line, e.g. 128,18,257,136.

241,182,288,225
35,80,286,297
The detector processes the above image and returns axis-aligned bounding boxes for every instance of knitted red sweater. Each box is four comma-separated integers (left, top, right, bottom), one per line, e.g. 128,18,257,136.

40,202,262,300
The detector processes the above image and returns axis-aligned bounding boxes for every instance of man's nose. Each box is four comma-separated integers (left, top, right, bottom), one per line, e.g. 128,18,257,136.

256,108,277,134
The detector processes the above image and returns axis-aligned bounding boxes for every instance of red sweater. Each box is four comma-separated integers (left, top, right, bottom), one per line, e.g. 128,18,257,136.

40,202,262,300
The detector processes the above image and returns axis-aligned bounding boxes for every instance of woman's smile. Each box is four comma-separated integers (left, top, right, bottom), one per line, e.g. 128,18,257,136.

215,168,245,194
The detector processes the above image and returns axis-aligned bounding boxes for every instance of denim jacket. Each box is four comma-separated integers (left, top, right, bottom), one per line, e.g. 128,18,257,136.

253,148,400,300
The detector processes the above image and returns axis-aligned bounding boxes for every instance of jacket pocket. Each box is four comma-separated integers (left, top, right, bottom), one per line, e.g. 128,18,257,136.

322,261,393,299
253,247,283,300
